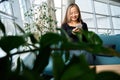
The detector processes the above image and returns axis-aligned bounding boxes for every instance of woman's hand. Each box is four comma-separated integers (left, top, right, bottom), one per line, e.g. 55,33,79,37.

72,27,82,34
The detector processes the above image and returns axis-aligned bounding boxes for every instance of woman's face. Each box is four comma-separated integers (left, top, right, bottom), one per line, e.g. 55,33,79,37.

69,6,79,22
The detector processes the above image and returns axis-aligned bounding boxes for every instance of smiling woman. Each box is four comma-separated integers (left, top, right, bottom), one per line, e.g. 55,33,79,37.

61,3,94,64
61,3,88,42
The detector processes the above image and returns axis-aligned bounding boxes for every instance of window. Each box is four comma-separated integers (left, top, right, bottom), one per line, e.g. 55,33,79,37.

111,5,120,16
112,17,120,29
110,5,120,34
0,1,16,36
0,1,12,15
96,15,110,29
75,0,120,35
94,1,109,15
81,13,94,28
76,0,93,13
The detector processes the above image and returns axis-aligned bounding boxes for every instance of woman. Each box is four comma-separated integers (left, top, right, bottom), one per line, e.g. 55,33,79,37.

61,3,93,64
61,3,88,42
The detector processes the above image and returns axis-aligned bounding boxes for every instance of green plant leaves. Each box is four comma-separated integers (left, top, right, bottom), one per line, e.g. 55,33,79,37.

0,24,120,80
96,71,120,80
52,52,65,80
60,55,95,80
77,30,103,45
40,32,67,47
32,32,66,74
0,56,11,79
0,36,26,53
32,45,51,74
0,20,6,36
75,30,120,57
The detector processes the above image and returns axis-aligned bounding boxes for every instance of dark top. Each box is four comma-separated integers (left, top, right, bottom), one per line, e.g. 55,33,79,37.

61,21,88,42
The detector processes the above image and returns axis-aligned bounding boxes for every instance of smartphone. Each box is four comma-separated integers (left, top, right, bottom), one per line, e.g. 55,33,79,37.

75,23,82,29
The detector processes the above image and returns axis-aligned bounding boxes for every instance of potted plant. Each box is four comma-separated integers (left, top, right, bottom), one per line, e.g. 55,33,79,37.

24,2,57,39
0,19,120,80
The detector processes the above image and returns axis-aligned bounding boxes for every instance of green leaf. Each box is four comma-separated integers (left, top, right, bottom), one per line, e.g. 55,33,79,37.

68,55,89,70
61,64,95,80
56,28,71,42
64,50,70,62
96,46,120,57
29,34,38,43
61,55,95,80
96,71,120,80
52,52,65,80
32,32,64,74
32,46,51,74
81,30,103,45
0,56,11,79
0,36,26,53
9,70,43,80
15,57,22,74
40,32,66,47
32,32,68,74
61,41,86,50
0,20,6,36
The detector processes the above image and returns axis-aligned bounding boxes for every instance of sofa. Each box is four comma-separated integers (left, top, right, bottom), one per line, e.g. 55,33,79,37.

22,34,120,75
94,34,120,65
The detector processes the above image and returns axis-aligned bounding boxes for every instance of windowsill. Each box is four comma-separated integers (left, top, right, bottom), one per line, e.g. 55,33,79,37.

94,64,120,74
